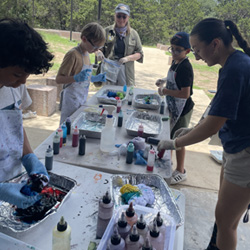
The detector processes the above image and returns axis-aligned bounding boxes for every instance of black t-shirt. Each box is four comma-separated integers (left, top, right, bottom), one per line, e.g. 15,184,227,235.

114,34,125,59
169,58,194,116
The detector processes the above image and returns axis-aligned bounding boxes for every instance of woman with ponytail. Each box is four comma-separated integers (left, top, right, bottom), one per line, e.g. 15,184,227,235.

157,18,250,250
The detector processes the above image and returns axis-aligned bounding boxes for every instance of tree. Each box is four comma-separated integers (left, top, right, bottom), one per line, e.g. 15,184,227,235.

216,0,250,42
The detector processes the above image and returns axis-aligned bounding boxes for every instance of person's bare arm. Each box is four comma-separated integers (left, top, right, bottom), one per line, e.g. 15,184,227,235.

162,86,190,99
126,52,142,61
176,115,227,148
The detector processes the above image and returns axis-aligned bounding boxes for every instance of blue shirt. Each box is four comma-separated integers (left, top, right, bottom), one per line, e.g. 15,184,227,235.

209,50,250,153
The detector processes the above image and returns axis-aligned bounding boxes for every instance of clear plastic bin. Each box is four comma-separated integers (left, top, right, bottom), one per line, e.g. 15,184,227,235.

101,58,121,83
97,204,176,250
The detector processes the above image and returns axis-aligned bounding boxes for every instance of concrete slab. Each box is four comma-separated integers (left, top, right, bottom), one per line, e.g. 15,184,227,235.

22,47,250,250
181,187,250,250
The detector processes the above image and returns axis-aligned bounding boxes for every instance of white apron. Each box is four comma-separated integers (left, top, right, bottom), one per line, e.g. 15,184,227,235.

166,58,187,130
0,88,23,182
60,55,93,124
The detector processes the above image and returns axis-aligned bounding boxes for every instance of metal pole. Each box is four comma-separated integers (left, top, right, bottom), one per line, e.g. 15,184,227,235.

95,0,102,65
98,0,102,21
70,0,73,41
32,0,34,27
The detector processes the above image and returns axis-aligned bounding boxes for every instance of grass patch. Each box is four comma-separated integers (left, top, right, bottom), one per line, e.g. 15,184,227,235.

193,85,202,90
38,31,96,65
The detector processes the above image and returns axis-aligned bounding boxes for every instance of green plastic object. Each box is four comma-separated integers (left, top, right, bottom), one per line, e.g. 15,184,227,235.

162,116,169,121
88,241,97,250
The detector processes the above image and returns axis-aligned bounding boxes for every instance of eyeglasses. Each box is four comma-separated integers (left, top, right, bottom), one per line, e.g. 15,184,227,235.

87,38,103,50
168,46,185,55
116,14,127,20
191,49,202,60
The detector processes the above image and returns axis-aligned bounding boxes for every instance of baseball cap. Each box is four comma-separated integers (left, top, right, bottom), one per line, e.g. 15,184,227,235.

115,4,130,16
171,32,191,49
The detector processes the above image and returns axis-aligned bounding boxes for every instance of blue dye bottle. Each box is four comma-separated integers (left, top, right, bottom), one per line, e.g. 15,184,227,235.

62,122,67,144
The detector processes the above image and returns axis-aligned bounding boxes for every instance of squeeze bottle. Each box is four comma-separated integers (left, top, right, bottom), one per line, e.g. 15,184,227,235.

140,237,156,250
125,202,138,227
61,122,67,144
117,212,131,240
138,124,144,137
117,98,122,113
57,126,63,148
147,149,155,172
153,212,166,236
148,220,164,250
117,110,123,127
160,101,165,115
78,134,86,155
123,83,127,93
108,226,126,250
96,191,114,239
128,87,133,105
72,126,79,147
136,214,148,241
126,142,134,164
125,224,144,250
53,132,60,155
52,216,71,250
45,145,53,171
99,105,116,153
65,117,71,135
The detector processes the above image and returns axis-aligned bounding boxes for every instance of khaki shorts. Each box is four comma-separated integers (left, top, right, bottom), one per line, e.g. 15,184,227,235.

223,147,250,188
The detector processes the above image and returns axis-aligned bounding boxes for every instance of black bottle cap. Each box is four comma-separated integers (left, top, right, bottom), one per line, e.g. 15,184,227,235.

57,216,67,232
111,227,121,245
102,191,111,204
118,212,127,228
142,238,153,250
156,212,163,227
126,202,135,217
136,214,146,230
129,225,140,242
149,221,159,238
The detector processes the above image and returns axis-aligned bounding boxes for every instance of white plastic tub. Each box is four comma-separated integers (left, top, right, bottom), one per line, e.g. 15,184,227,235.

97,205,176,250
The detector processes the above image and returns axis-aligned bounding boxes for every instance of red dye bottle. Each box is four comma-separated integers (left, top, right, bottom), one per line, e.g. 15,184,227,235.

72,126,79,147
117,98,122,113
147,149,155,172
138,124,144,137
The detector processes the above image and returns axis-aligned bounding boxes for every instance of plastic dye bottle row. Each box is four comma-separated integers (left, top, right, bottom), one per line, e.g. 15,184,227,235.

52,117,86,156
107,203,166,250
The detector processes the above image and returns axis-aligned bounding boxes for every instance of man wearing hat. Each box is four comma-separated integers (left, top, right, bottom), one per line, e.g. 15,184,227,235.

95,3,143,86
155,31,194,185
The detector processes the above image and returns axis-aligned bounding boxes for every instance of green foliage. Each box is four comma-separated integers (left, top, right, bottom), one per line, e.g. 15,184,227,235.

215,0,250,42
0,0,250,45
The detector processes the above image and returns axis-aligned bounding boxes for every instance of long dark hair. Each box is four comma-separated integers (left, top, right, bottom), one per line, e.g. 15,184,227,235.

191,18,250,56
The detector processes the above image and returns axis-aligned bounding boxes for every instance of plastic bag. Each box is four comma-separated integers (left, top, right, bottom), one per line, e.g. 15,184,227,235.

101,58,121,83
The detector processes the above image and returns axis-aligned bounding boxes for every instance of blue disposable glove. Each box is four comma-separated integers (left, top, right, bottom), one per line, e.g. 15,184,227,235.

21,153,49,182
135,150,147,165
73,69,91,82
0,182,42,209
91,72,106,83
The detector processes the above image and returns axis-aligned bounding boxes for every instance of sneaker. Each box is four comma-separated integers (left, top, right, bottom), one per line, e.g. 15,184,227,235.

170,169,187,185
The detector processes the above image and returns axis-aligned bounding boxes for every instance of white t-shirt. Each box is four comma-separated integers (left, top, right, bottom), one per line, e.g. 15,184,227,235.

0,85,32,110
